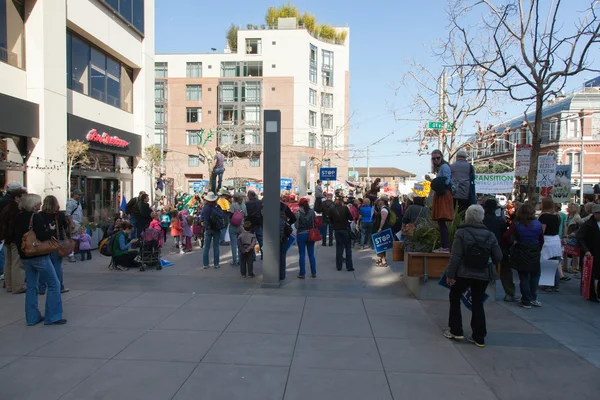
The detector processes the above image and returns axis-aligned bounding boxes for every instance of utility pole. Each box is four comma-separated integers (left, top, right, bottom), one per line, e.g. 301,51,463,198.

438,71,447,156
580,113,585,204
366,145,371,180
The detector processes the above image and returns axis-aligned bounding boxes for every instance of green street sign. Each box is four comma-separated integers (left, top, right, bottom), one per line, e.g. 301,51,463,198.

427,121,454,131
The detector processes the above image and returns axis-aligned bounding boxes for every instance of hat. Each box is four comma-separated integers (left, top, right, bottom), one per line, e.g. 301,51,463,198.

592,204,600,213
217,188,230,196
204,192,218,202
407,192,416,201
72,189,83,196
378,195,389,202
456,150,468,159
6,182,26,193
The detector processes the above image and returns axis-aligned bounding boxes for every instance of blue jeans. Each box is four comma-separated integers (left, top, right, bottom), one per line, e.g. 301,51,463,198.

335,230,354,271
360,222,373,247
39,251,64,292
229,228,239,264
22,256,63,325
211,168,225,193
518,271,540,306
321,223,334,246
297,232,316,276
203,230,221,267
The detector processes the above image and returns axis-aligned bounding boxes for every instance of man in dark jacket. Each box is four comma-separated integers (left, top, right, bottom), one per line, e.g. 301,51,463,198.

330,197,354,271
279,201,297,280
245,190,263,259
577,204,600,302
482,199,512,301
320,193,335,246
0,182,27,293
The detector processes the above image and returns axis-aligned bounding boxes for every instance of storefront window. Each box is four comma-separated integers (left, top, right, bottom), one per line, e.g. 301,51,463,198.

0,0,25,69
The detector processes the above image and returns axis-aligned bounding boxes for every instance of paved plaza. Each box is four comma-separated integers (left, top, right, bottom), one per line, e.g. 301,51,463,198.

1,241,599,400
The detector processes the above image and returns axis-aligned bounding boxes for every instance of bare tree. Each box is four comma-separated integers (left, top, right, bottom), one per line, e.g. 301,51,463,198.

66,140,90,196
141,145,163,203
450,0,600,203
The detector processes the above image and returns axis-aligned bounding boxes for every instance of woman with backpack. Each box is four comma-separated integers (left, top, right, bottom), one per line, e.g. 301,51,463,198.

444,205,502,348
228,193,247,267
201,192,222,269
296,198,317,279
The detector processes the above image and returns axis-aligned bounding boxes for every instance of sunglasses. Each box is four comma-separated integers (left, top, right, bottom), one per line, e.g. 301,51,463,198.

431,157,441,160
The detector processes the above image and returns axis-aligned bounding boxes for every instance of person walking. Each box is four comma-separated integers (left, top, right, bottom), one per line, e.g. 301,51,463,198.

65,189,84,262
238,221,257,278
444,205,502,348
38,195,70,294
331,197,354,272
482,199,512,301
577,204,600,302
211,147,226,193
13,194,67,325
427,149,454,253
201,192,222,269
503,204,544,309
373,196,391,267
449,150,475,213
72,227,92,261
0,182,27,293
320,193,335,246
228,193,247,267
296,198,317,279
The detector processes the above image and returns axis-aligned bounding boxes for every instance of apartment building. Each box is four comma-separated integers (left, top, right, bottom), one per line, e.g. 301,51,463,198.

155,18,350,194
470,83,600,194
0,0,154,221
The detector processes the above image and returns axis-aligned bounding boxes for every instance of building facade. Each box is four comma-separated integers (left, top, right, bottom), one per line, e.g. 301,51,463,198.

353,167,417,196
469,85,600,195
0,0,155,222
155,18,350,194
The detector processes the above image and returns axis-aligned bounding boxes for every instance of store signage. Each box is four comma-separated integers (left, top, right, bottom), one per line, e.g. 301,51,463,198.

86,129,130,148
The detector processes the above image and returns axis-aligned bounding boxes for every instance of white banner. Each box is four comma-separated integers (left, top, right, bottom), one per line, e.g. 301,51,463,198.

552,165,572,203
474,173,515,194
536,155,557,187
515,144,532,176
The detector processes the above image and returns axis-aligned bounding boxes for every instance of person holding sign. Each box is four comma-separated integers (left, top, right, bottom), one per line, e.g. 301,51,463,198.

373,196,392,267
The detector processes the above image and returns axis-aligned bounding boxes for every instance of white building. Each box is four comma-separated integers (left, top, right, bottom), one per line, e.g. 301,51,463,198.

0,0,154,222
154,18,350,193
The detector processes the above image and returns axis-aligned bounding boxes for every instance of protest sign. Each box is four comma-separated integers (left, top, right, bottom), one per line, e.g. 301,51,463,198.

552,165,572,203
439,269,489,310
372,228,394,254
537,155,557,188
474,173,515,194
515,144,532,176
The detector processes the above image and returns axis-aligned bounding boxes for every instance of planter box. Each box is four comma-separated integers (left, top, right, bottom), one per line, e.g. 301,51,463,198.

405,252,450,279
392,241,404,262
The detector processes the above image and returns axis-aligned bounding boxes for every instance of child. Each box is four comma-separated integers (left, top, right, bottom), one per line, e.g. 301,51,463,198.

160,210,170,242
238,221,257,278
179,210,193,254
72,227,92,261
170,211,183,249
149,212,164,248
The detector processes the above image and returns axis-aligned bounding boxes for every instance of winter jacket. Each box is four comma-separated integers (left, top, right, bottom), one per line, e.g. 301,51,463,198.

238,230,257,253
446,223,502,281
577,215,600,276
449,160,472,200
170,218,183,237
296,208,316,233
73,233,92,251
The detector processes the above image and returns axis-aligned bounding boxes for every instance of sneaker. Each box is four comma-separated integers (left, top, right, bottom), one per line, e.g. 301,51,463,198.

560,276,571,282
467,336,485,348
214,265,220,269
68,256,76,263
531,300,542,307
60,288,70,294
517,300,532,309
248,273,256,278
443,330,464,341
241,275,246,278
504,294,515,302
45,319,67,325
203,266,209,269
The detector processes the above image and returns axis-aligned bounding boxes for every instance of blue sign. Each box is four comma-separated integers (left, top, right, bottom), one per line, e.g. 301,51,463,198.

280,178,293,191
438,269,489,310
371,228,394,254
192,181,202,192
320,167,337,181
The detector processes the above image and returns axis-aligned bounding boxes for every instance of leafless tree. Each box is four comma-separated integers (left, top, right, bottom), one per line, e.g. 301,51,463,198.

450,0,600,203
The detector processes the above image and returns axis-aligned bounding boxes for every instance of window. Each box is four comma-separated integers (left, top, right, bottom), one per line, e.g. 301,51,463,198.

155,62,168,78
309,66,317,84
186,130,201,145
154,127,165,146
188,155,200,167
67,32,133,112
310,44,317,67
186,62,202,78
550,119,558,140
321,92,333,108
244,61,263,77
322,50,334,86
309,111,317,127
219,132,233,145
246,38,262,54
309,89,316,105
243,81,260,102
568,118,580,138
186,85,202,101
309,132,316,148
322,114,333,130
219,105,237,124
566,152,582,173
526,131,532,145
155,105,165,124
220,82,237,102
225,159,233,167
155,81,165,101
100,0,145,34
186,107,202,123
0,0,25,69
322,70,333,87
323,135,333,150
243,105,260,124
250,156,260,167
221,62,239,77
244,129,261,145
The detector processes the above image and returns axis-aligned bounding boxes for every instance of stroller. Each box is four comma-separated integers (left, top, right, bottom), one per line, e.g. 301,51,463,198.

139,227,163,271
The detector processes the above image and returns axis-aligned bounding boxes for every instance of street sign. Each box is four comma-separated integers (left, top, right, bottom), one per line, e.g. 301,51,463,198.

427,121,454,131
319,167,337,181
280,177,293,191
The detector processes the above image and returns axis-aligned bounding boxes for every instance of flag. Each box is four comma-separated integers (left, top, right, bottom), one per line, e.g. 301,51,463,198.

120,195,127,213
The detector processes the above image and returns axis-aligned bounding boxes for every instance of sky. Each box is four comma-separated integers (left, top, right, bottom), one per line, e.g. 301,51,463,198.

155,0,599,179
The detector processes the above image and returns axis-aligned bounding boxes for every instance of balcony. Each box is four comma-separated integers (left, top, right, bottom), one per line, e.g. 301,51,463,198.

217,131,262,156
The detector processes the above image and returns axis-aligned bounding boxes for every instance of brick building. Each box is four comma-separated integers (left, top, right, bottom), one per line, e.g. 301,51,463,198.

352,167,417,196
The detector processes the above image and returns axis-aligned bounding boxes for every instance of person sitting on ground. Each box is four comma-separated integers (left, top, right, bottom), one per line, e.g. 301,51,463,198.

112,222,141,269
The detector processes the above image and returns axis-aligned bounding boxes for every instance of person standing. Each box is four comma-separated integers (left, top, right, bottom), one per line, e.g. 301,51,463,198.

449,150,475,213
577,204,600,302
238,221,257,278
245,190,263,260
367,178,381,204
444,205,502,348
314,180,324,212
217,188,232,245
373,196,391,267
65,189,84,263
427,149,454,253
320,193,335,246
0,182,27,293
390,196,404,239
136,193,152,237
279,201,296,281
13,194,66,325
155,173,166,197
564,203,583,274
331,197,355,272
296,198,317,279
482,199,512,301
211,147,226,193
228,193,247,267
201,192,222,269
538,197,566,292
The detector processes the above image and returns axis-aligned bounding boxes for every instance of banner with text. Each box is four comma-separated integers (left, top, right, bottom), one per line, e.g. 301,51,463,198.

515,144,532,176
474,173,515,194
536,155,557,187
551,165,572,203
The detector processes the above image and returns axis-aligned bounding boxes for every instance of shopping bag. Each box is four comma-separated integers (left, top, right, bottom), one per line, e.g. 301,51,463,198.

581,255,593,299
438,269,489,311
223,224,231,243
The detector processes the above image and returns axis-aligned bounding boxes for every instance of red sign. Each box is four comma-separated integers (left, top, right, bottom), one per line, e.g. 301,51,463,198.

86,129,130,148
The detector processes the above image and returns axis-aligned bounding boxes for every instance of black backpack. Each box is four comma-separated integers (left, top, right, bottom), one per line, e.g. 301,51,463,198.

125,198,138,215
209,205,225,231
462,228,492,270
280,211,293,242
99,233,118,257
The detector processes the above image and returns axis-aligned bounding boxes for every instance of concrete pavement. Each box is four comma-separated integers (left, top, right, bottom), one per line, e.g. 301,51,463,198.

0,239,599,400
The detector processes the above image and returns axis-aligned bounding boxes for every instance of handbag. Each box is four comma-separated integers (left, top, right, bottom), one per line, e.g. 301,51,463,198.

56,214,74,257
401,206,423,238
307,213,322,242
22,214,59,257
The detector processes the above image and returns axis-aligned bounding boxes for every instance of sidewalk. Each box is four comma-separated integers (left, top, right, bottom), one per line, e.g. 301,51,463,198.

0,240,599,400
